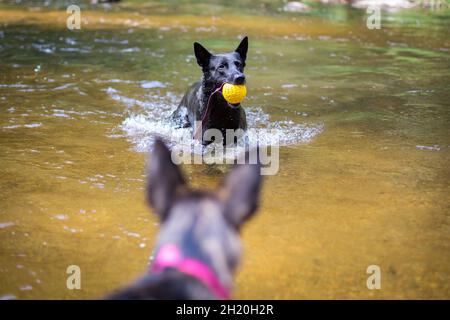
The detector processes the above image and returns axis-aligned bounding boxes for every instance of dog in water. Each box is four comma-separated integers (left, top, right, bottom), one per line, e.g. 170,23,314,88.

107,138,262,299
171,37,249,146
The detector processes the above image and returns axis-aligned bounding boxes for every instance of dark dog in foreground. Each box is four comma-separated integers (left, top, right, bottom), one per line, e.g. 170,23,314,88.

107,138,262,299
171,37,249,145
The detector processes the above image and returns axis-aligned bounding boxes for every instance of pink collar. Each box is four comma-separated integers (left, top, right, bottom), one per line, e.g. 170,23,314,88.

151,244,230,300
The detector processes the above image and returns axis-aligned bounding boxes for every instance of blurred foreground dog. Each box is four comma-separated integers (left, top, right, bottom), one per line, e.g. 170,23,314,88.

107,138,262,299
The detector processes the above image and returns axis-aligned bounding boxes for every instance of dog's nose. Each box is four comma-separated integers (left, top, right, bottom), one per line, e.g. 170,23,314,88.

234,75,246,85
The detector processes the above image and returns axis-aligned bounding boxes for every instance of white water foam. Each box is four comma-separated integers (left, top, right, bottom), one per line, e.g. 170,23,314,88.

113,87,323,156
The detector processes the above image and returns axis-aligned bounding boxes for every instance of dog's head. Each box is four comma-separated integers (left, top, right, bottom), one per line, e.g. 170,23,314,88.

147,138,262,292
194,37,248,89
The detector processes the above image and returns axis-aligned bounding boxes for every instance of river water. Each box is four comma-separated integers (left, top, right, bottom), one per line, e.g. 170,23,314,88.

0,1,449,299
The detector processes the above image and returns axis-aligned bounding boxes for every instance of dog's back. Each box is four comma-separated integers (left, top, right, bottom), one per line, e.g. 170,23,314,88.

107,269,215,300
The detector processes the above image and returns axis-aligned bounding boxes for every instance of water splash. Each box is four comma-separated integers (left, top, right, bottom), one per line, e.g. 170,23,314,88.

115,88,323,155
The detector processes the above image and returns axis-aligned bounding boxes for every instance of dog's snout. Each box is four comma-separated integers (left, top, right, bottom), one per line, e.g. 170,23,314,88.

234,75,246,85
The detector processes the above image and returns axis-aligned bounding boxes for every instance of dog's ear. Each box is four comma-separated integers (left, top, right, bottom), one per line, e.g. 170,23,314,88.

194,42,212,68
147,138,186,221
218,158,262,230
235,36,248,61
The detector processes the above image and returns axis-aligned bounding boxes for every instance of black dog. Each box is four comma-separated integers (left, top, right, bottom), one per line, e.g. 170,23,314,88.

107,139,262,299
171,37,249,145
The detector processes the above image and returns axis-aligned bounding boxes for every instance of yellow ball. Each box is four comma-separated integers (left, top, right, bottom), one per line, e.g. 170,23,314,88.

222,83,247,105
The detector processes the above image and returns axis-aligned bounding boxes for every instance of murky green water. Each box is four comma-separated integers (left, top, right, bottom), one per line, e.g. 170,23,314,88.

0,1,449,299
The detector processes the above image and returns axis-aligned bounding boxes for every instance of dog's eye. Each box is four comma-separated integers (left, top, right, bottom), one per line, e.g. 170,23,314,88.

235,61,241,67
218,63,227,70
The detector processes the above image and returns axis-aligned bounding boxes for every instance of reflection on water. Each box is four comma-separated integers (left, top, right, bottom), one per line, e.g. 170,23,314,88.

0,1,449,299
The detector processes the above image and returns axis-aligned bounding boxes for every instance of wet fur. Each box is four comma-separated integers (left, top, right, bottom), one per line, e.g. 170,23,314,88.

171,37,249,145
